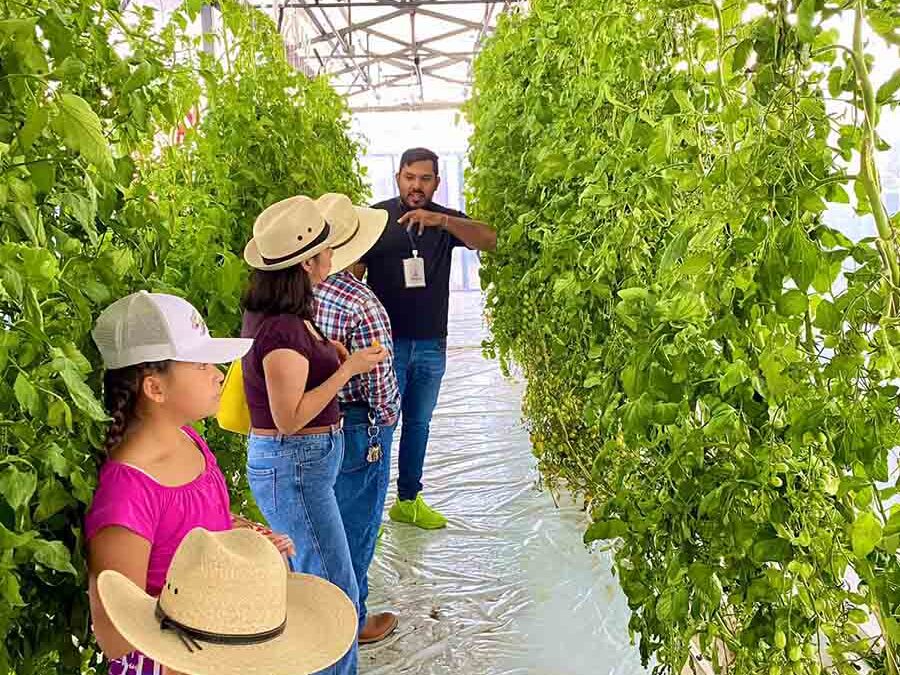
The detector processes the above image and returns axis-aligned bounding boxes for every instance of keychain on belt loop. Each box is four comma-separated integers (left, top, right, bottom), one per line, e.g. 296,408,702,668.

366,410,382,463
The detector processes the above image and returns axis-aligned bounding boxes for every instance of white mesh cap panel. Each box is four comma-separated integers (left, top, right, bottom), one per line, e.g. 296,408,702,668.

92,291,252,369
92,292,175,369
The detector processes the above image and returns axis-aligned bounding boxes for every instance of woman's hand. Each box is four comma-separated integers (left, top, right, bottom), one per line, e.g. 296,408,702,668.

344,345,387,376
231,514,296,558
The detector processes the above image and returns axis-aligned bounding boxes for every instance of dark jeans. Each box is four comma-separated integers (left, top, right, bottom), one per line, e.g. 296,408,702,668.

392,338,447,501
334,404,395,632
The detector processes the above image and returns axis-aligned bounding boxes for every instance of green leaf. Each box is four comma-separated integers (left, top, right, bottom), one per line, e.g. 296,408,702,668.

47,399,74,431
796,0,816,44
752,537,792,563
828,67,844,98
814,299,840,332
777,289,808,316
673,89,694,113
618,287,649,303
720,359,751,394
660,229,690,272
799,190,826,214
0,572,24,607
50,93,114,175
15,104,49,152
0,522,36,549
12,203,42,246
652,402,679,425
583,372,605,388
731,40,751,71
0,465,38,511
59,364,109,422
851,512,882,558
27,538,78,575
648,118,673,164
122,61,155,95
584,518,628,543
876,68,900,105
29,161,56,195
34,478,75,522
14,372,40,416
60,192,98,245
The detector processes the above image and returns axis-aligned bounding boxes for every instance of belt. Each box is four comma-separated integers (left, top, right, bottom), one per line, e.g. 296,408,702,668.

251,421,343,438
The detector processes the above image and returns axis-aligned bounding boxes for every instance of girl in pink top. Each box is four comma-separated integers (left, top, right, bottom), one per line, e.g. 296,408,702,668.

85,292,293,675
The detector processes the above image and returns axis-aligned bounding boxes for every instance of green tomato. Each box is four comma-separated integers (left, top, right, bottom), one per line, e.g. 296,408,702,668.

788,645,801,662
770,476,784,488
803,643,816,658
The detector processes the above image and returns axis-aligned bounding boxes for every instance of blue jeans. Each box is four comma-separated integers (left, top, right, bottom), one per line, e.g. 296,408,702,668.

334,404,395,632
247,429,358,675
393,338,447,501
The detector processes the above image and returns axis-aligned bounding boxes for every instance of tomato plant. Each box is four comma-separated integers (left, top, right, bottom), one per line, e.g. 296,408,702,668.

467,1,900,673
0,1,364,672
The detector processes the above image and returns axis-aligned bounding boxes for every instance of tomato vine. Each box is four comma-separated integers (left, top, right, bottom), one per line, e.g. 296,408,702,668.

467,1,900,673
0,1,363,672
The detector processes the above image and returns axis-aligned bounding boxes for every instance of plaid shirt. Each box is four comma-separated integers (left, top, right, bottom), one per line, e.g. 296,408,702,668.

314,271,400,426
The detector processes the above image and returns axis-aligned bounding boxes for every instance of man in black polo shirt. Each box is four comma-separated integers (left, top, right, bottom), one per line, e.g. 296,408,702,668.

358,148,497,529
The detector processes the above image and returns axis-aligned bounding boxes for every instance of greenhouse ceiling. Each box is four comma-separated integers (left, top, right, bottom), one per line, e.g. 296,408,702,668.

123,1,521,111
249,0,521,112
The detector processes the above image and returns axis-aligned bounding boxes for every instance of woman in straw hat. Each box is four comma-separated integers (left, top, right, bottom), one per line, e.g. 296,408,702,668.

97,527,359,675
240,193,389,675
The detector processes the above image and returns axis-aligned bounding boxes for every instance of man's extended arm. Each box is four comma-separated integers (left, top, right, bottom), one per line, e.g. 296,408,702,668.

442,215,497,252
397,209,497,252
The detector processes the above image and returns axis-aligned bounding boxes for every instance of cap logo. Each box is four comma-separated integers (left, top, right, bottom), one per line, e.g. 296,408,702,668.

191,311,208,335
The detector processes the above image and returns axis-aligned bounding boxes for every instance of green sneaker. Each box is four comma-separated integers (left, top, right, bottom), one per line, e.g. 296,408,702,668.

388,494,447,530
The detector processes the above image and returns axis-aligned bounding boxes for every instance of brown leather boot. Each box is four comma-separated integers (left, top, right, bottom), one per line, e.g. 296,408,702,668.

358,611,399,645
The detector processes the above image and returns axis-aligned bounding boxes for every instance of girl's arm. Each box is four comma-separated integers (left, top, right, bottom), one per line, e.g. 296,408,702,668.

87,526,151,660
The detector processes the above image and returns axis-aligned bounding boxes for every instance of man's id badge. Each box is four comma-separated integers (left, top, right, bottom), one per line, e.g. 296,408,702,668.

403,253,426,288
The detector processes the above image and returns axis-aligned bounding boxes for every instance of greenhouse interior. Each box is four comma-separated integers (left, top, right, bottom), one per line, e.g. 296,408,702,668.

1,1,900,674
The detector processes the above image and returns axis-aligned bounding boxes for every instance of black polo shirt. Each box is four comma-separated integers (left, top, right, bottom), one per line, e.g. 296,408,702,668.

363,198,469,340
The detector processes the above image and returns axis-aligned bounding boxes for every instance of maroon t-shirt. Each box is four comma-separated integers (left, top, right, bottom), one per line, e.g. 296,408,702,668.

241,312,341,430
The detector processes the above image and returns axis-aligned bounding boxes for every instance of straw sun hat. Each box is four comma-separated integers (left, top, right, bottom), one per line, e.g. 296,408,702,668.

244,193,387,273
98,528,358,675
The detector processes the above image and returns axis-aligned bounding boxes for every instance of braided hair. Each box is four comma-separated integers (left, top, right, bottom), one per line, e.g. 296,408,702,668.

102,361,171,454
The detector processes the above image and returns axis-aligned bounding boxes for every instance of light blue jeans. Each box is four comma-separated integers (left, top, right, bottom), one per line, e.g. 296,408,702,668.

247,429,358,675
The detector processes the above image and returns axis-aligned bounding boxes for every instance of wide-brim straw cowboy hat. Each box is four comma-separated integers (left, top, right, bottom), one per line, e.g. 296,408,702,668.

98,528,358,675
244,193,387,272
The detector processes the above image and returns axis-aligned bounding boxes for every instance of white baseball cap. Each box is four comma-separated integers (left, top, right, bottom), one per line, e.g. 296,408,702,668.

93,292,252,370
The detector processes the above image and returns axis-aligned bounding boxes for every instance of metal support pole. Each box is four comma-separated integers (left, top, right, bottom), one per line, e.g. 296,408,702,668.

201,4,216,56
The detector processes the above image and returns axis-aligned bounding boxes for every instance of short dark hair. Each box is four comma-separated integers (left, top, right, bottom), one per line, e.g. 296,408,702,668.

241,264,316,320
399,148,439,176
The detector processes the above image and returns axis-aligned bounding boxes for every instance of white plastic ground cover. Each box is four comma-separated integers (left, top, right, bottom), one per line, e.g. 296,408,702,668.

360,292,647,674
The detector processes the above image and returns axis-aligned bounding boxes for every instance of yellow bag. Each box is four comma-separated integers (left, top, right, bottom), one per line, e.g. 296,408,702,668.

216,360,251,435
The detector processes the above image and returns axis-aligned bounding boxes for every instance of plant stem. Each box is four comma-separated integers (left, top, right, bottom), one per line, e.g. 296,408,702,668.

851,0,900,316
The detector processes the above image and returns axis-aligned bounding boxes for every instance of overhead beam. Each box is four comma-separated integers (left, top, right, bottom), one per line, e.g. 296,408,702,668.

258,1,500,7
326,24,478,77
350,101,466,113
308,8,409,44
